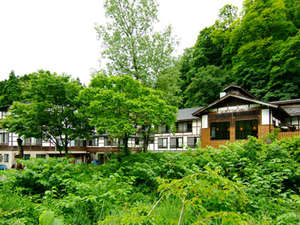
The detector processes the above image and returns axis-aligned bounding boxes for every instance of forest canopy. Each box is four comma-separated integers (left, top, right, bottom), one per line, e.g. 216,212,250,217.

178,0,300,108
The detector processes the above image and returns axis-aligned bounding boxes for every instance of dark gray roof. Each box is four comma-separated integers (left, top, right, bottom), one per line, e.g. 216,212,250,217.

271,99,300,105
177,107,202,121
282,107,300,117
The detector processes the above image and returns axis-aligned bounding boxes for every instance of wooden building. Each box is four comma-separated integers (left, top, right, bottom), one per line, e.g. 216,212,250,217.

0,85,299,167
154,85,300,150
193,85,300,148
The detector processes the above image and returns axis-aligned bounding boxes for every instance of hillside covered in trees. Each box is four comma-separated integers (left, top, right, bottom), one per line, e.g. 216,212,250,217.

177,0,300,108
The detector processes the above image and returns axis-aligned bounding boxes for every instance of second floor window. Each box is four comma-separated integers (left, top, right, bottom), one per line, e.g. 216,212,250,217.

0,132,8,144
158,125,170,133
176,121,193,133
104,137,117,146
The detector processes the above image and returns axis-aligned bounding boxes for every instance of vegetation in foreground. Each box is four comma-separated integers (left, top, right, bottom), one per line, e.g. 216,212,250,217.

0,136,299,225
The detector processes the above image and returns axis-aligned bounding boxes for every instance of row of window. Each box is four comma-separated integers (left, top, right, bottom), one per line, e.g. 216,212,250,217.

71,137,151,147
211,120,258,140
159,121,193,133
158,137,198,148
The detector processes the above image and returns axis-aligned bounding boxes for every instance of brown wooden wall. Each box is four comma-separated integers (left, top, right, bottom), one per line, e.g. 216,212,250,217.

201,109,264,148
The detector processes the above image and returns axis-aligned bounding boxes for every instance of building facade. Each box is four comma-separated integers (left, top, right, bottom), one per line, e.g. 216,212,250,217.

0,85,300,168
154,85,300,149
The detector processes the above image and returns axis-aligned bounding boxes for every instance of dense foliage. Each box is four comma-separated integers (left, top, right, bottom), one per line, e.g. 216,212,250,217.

80,75,177,153
1,136,299,224
179,0,300,107
96,0,176,87
0,70,92,154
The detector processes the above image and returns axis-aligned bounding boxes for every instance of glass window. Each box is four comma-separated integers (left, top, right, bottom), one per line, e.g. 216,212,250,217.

24,154,31,160
134,138,140,145
235,120,258,139
149,137,154,144
170,137,183,148
159,125,169,133
210,122,230,140
104,137,117,146
33,138,42,146
4,154,9,162
0,133,8,144
36,154,46,159
88,138,99,147
176,121,193,133
158,138,168,148
24,138,31,146
187,137,198,148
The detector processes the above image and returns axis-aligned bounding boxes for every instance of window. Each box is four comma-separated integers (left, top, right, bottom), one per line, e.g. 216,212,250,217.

159,125,170,133
4,154,9,162
149,137,154,144
158,138,168,148
235,120,258,139
135,138,139,145
176,121,193,133
75,140,85,147
24,138,31,146
170,137,183,148
88,138,99,147
24,154,31,160
0,154,3,162
33,138,42,146
36,154,46,159
0,132,8,144
187,137,198,148
104,137,117,146
211,122,230,140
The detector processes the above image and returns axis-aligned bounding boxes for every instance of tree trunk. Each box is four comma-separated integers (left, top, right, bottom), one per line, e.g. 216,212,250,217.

143,134,148,153
16,137,24,170
56,142,63,156
142,125,151,153
17,137,24,159
123,134,130,155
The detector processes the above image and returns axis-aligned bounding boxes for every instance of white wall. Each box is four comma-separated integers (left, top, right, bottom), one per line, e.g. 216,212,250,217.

262,109,272,125
202,115,208,128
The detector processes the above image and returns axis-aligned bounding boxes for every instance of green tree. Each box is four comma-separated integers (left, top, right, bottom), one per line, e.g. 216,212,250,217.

80,75,177,153
0,71,30,108
1,70,92,154
96,0,176,87
184,66,226,107
179,0,300,106
155,58,182,107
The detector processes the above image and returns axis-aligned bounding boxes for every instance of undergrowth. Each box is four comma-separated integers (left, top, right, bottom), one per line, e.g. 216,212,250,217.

0,136,299,224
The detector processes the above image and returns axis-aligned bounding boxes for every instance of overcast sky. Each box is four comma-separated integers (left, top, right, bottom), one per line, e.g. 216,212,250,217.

0,0,242,84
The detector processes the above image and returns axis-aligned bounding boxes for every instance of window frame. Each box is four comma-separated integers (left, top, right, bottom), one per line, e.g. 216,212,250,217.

235,119,258,140
210,122,230,140
187,137,198,148
158,138,168,148
170,137,183,148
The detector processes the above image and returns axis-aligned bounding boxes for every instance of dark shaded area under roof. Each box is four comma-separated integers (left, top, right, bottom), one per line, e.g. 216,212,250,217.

177,107,202,121
281,106,300,117
271,99,300,117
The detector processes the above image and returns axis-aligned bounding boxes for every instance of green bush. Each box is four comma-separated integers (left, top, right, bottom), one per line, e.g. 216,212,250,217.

0,136,299,224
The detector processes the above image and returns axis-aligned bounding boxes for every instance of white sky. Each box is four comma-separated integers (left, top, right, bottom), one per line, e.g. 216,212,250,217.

0,0,243,84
